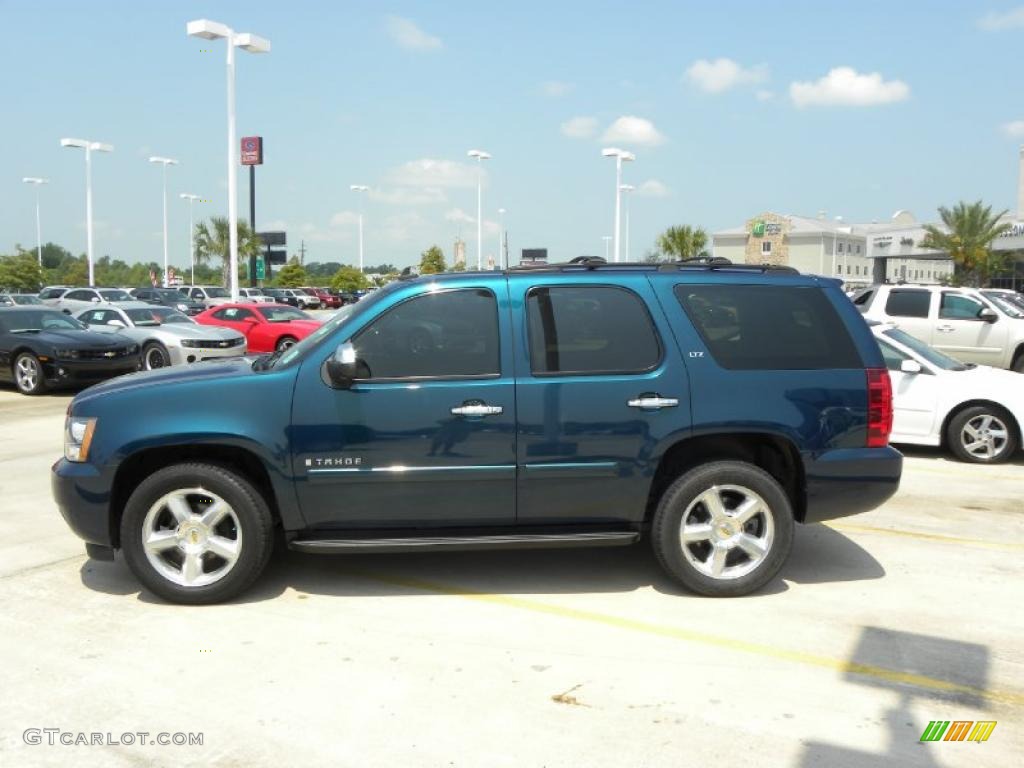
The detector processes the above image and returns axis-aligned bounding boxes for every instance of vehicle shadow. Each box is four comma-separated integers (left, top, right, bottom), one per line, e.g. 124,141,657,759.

896,443,1024,467
78,522,884,605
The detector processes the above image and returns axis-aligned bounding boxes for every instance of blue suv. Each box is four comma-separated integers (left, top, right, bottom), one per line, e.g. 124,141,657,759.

53,260,901,604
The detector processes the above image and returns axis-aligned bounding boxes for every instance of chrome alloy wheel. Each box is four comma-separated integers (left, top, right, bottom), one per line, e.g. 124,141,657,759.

960,414,1009,460
15,356,40,391
142,488,242,588
679,484,775,580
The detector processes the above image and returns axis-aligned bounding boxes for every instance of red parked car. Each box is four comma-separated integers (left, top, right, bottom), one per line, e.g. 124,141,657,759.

195,303,321,352
309,287,341,309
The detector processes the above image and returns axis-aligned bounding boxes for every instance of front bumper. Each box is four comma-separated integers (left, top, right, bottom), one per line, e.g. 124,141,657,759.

802,446,903,523
42,356,141,387
168,343,247,366
52,458,114,547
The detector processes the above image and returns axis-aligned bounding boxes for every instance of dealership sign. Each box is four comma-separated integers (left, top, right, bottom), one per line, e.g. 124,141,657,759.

751,221,782,237
240,136,263,166
998,222,1024,238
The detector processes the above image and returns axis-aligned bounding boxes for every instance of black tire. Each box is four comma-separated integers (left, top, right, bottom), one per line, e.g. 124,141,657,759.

946,405,1018,464
1012,353,1024,374
142,341,170,370
13,352,47,395
120,463,275,604
275,335,297,352
651,461,794,597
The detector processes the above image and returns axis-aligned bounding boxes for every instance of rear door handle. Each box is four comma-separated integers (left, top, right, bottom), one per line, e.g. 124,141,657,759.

451,402,503,416
628,395,679,410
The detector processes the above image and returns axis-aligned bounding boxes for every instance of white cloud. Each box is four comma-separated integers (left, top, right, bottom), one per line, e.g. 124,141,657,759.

444,208,475,225
329,211,359,227
685,58,768,93
789,67,910,107
385,158,480,188
755,89,775,102
379,212,425,243
1001,120,1024,137
978,7,1024,30
385,15,442,51
369,187,447,205
561,116,598,139
601,115,666,147
541,80,574,97
635,179,671,198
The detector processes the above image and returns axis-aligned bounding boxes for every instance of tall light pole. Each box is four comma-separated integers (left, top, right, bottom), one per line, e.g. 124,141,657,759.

61,138,113,286
467,149,491,269
187,18,270,301
497,207,506,269
602,235,612,261
620,183,635,262
179,193,200,285
601,147,634,262
22,177,49,267
149,156,179,286
350,184,369,273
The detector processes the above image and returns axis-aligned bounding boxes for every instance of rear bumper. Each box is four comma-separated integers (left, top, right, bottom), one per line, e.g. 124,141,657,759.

52,458,115,547
802,446,902,523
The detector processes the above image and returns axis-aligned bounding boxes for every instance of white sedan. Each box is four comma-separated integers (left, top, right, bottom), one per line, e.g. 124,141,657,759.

872,322,1022,463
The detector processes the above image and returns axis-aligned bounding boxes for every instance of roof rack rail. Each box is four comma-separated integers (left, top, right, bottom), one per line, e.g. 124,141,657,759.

505,257,800,275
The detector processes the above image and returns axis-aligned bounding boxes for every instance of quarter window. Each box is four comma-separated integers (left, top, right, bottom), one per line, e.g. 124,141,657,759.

353,288,499,379
884,290,930,319
526,285,661,375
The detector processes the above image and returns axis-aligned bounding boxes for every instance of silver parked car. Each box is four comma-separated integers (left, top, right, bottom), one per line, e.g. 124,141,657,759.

54,287,134,314
75,302,246,369
177,285,233,309
38,286,71,306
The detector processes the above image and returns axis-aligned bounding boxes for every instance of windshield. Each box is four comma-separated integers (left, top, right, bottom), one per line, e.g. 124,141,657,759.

125,307,191,326
99,289,132,302
883,327,969,371
0,310,85,332
981,291,1024,319
153,289,186,302
205,287,230,298
257,306,311,323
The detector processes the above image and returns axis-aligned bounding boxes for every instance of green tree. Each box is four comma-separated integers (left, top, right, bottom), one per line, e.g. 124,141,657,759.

275,257,308,288
920,201,1011,288
656,225,709,261
419,245,446,275
194,216,263,286
330,265,370,292
0,253,45,291
451,260,466,272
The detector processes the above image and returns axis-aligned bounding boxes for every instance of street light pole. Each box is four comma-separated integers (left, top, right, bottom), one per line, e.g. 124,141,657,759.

498,207,506,269
180,194,200,285
350,185,369,273
61,138,113,286
601,147,634,263
602,235,612,261
22,178,49,267
149,157,178,286
620,183,635,262
467,150,491,269
188,19,270,301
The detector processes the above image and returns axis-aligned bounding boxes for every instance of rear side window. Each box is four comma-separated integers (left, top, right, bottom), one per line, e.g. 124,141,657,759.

526,285,662,375
674,284,862,370
884,290,930,318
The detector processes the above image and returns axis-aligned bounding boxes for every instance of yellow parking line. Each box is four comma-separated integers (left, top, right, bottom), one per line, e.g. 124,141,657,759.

349,569,1024,707
826,522,1024,552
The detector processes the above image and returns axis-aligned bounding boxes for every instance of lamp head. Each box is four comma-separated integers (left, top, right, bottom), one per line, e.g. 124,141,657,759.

467,149,491,160
187,19,231,40
22,177,49,185
235,33,270,53
149,156,179,166
350,184,369,192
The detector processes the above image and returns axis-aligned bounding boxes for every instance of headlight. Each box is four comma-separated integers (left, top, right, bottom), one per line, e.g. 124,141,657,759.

64,416,97,462
181,339,199,348
176,303,189,311
54,348,80,359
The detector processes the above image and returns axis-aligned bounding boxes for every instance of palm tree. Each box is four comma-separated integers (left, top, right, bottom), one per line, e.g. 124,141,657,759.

920,201,1011,287
193,216,263,286
656,225,709,261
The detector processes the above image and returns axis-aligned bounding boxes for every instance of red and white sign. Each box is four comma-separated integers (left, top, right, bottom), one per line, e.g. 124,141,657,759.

241,136,263,166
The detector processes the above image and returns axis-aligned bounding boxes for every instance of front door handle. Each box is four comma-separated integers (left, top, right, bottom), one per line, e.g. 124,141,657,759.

628,395,679,410
451,402,503,417
936,325,955,333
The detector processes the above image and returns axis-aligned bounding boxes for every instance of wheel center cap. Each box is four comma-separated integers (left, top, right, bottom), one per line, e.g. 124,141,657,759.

177,522,208,550
716,522,735,539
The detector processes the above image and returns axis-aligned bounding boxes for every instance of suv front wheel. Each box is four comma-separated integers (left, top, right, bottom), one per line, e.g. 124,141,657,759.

652,461,794,597
121,463,274,604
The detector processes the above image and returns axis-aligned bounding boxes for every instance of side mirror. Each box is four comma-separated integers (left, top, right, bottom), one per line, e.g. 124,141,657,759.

978,307,998,323
899,359,922,374
325,342,360,389
90,297,100,303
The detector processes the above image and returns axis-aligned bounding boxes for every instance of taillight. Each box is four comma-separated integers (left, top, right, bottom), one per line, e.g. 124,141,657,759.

866,368,893,448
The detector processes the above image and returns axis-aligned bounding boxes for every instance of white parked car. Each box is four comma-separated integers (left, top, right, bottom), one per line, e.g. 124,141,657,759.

237,288,275,304
54,287,135,314
872,322,1022,463
76,302,246,370
855,284,1024,372
178,285,233,309
38,286,71,306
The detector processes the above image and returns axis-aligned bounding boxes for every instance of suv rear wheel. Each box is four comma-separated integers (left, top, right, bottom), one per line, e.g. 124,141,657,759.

121,463,274,604
652,461,794,597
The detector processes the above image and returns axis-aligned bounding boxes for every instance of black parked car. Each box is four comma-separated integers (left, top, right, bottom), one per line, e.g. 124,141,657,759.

0,308,140,395
130,287,206,316
261,288,300,307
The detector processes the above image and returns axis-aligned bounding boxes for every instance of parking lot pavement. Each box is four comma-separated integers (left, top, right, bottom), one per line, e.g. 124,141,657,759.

0,387,1020,767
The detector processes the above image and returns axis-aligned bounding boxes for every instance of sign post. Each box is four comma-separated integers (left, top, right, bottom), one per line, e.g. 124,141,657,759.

241,136,264,286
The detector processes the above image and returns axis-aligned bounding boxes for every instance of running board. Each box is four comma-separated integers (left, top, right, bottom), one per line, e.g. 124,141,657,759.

289,531,639,554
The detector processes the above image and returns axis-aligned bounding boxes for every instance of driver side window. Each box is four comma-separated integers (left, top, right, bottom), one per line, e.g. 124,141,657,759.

940,293,982,320
352,289,500,380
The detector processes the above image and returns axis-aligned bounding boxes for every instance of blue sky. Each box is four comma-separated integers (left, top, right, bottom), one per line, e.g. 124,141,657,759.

3,0,1024,270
